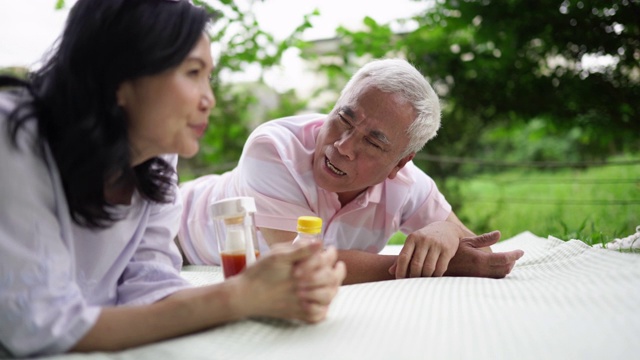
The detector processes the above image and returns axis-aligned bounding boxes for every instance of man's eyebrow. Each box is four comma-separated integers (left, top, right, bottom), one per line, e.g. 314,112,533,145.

340,106,355,119
370,129,390,145
339,106,390,145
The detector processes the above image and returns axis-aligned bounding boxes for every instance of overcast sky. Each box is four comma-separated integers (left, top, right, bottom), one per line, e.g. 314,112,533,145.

0,0,424,93
0,0,423,68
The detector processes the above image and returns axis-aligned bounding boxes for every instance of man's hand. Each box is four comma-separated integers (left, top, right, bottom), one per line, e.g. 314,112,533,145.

390,221,460,278
444,230,524,278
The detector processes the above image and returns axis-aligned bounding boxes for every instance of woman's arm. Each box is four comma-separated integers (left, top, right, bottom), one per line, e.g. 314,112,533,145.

73,241,345,352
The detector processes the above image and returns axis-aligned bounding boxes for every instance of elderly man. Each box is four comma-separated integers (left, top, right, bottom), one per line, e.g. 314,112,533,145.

178,58,524,284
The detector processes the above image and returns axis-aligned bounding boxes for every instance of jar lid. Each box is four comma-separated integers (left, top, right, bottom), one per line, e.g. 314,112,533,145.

297,216,322,234
210,197,257,219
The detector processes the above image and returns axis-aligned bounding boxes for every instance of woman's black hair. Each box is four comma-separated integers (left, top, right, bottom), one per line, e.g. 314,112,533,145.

2,0,212,228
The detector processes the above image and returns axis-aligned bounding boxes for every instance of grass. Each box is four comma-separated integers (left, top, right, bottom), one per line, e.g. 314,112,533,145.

389,155,639,246
454,157,639,245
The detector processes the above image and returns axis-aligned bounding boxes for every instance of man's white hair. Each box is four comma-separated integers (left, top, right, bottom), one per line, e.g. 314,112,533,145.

333,58,441,157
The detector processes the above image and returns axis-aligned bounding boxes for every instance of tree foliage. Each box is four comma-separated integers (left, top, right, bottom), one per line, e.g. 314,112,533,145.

182,0,313,177
44,0,640,179
303,0,640,177
50,0,313,179
410,0,639,151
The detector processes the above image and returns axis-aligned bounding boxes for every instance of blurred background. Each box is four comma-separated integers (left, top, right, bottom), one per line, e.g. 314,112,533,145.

1,0,638,243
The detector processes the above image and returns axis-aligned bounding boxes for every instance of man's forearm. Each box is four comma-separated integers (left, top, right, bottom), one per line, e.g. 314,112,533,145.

337,250,397,285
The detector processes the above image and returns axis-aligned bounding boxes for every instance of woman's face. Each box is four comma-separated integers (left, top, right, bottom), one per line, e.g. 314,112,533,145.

118,34,215,165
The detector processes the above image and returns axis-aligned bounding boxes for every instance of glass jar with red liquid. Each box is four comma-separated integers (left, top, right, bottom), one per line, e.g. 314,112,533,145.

210,197,260,279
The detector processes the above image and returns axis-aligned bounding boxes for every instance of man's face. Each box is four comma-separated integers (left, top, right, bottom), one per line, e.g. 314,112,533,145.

313,84,416,205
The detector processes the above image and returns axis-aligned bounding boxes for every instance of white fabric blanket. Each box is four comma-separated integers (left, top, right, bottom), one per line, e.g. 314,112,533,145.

41,232,640,360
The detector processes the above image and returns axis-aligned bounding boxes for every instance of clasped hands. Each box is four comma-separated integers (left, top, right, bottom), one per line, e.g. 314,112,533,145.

389,222,524,279
234,240,346,323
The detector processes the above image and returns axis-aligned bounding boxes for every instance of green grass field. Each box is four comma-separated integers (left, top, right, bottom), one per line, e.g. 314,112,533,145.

453,160,639,245
389,156,639,246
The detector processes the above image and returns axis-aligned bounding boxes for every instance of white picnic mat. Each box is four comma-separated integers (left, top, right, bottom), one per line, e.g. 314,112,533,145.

41,232,640,360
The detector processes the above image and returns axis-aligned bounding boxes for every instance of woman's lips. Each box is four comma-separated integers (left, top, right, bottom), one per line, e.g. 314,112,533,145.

190,123,208,137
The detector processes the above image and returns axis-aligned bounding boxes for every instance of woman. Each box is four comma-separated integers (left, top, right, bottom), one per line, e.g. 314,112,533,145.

0,0,345,357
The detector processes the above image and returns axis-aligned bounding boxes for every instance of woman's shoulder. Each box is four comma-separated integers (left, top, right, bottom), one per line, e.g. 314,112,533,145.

0,89,37,130
0,90,20,115
0,90,42,158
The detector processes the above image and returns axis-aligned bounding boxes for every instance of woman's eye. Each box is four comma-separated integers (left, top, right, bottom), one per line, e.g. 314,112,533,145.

188,69,200,77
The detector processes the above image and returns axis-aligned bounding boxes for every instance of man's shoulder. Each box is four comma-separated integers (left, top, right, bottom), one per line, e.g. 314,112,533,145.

253,113,325,134
248,113,325,150
390,161,427,186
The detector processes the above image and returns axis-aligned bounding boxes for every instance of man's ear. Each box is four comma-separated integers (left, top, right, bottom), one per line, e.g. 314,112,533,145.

388,152,415,179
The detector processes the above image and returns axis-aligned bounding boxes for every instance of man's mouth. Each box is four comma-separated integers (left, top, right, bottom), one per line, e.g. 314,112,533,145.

326,157,346,176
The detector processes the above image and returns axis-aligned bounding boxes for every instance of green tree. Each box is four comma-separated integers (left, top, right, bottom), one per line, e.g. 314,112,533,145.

0,66,29,79
409,0,639,157
179,0,313,178
303,0,639,177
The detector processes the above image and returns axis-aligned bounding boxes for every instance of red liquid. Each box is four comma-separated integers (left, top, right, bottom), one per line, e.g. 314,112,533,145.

221,251,260,278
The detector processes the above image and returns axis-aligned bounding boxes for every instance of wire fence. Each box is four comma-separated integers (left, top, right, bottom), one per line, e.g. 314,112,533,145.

413,153,640,168
413,153,640,207
183,154,640,208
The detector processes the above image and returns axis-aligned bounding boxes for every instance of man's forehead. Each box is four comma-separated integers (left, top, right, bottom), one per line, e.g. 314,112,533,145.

338,104,405,147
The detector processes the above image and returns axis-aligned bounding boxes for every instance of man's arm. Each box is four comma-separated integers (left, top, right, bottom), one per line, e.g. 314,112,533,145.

444,212,475,237
260,213,524,285
444,212,492,253
444,231,524,277
393,211,521,279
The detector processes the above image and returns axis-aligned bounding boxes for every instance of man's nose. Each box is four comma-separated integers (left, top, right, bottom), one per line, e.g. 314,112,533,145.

334,133,356,160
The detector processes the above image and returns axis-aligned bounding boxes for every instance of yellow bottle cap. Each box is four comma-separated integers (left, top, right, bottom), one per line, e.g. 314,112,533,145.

297,216,322,234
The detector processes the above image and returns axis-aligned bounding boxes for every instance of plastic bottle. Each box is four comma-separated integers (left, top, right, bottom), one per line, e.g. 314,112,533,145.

293,216,323,244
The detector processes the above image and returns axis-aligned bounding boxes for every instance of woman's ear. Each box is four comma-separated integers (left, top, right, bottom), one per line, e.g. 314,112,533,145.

116,81,132,107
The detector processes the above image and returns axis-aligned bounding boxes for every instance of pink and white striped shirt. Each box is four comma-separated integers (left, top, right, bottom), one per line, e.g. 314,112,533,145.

178,114,451,265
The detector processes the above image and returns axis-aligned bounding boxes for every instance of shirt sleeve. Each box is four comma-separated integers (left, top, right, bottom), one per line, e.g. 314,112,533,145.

116,155,191,306
0,114,100,357
238,130,318,232
398,162,452,233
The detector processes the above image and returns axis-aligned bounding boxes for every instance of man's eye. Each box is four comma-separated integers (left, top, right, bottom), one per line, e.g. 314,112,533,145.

338,114,352,128
367,139,382,149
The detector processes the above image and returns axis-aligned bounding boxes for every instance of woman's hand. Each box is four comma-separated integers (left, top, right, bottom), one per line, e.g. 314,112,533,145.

232,241,346,323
